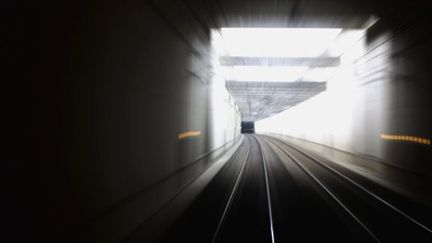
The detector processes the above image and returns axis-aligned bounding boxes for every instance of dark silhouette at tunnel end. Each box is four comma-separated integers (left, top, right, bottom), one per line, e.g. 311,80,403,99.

241,121,255,133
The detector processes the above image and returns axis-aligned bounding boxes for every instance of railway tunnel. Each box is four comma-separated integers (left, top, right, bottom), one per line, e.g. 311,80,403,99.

4,0,432,242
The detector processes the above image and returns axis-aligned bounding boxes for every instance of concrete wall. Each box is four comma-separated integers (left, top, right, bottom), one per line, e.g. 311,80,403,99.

256,11,432,175
5,0,239,241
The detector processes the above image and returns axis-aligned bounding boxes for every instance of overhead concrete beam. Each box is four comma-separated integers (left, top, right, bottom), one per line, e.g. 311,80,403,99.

220,56,340,67
226,81,327,121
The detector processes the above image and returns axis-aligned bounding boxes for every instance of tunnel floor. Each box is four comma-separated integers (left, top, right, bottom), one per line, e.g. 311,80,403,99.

147,135,432,243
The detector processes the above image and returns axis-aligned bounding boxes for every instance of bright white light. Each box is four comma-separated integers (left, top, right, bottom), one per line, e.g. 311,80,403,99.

254,27,374,154
328,30,366,57
220,66,309,82
220,28,342,57
302,67,338,82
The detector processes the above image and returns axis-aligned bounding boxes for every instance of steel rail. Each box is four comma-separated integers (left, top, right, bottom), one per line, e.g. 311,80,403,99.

253,135,276,243
267,138,381,243
272,137,432,235
211,136,252,243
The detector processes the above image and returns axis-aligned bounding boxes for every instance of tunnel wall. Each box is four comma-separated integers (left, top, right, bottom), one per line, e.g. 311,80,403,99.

256,14,432,175
6,0,239,241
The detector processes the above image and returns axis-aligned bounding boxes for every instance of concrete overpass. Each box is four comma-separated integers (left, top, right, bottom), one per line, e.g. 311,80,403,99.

4,0,432,242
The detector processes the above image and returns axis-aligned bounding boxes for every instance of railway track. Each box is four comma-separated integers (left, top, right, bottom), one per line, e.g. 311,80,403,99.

160,134,432,243
210,135,274,243
265,136,432,242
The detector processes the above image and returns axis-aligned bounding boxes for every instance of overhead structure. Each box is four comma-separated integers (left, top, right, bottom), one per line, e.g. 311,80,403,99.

220,56,340,67
214,27,371,122
226,81,326,121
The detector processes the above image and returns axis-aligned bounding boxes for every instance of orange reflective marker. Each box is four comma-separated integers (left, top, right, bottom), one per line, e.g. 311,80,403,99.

178,130,202,140
381,134,430,145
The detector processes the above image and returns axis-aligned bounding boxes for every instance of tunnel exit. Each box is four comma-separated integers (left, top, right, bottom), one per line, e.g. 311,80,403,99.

211,27,370,123
240,121,255,133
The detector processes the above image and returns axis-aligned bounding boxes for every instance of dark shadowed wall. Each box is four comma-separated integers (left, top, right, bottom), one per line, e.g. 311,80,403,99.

5,0,239,241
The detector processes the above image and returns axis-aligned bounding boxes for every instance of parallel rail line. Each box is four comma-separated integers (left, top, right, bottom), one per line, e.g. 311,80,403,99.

211,137,252,243
267,138,381,243
253,135,276,243
271,136,432,235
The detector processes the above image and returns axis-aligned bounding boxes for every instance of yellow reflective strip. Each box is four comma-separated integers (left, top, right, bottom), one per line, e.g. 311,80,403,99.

178,130,201,140
381,134,430,145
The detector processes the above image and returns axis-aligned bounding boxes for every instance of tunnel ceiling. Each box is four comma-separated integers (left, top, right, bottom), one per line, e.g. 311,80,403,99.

154,0,426,122
184,0,378,123
183,0,378,29
156,0,425,36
